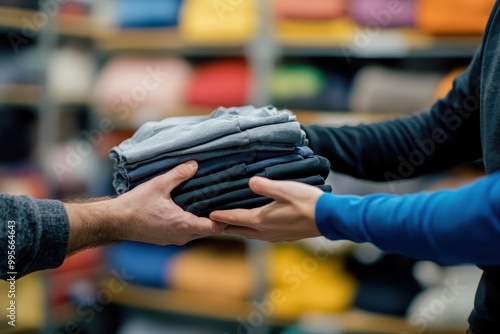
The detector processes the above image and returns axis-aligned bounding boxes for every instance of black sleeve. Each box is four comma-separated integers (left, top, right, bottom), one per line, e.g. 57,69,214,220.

1,195,70,280
302,48,484,182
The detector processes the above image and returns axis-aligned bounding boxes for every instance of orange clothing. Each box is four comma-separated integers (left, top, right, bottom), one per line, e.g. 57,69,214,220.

416,0,495,35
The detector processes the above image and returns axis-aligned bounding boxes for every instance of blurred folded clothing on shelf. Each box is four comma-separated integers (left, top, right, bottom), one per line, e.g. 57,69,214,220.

276,18,356,42
110,105,332,217
115,0,183,28
106,239,251,299
48,47,96,104
349,66,443,114
168,240,251,299
0,48,40,86
346,253,423,317
0,0,38,9
267,244,356,320
179,0,256,43
0,106,37,163
187,59,250,108
59,0,91,17
272,64,327,102
47,248,104,308
92,57,192,129
349,0,415,27
416,0,495,35
272,64,350,111
274,0,347,20
106,242,182,288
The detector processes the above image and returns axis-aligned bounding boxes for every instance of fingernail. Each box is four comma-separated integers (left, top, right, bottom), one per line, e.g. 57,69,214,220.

250,176,261,186
186,160,197,169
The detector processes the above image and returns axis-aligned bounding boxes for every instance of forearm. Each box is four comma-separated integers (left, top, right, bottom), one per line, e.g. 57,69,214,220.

303,50,483,181
1,162,225,279
316,172,500,265
64,197,126,255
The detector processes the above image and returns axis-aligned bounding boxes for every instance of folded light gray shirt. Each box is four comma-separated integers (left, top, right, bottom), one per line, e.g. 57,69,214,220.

110,105,301,166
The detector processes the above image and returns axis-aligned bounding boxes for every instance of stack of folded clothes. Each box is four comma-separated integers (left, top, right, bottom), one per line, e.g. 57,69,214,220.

110,105,332,217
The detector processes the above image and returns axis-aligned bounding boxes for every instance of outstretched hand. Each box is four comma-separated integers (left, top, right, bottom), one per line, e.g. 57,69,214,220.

115,161,227,246
66,161,227,254
210,177,324,242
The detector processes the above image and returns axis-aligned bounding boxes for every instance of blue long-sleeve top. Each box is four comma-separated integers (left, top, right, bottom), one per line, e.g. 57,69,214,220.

315,172,500,266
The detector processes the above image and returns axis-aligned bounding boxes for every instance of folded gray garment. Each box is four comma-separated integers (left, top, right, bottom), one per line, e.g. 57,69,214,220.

189,184,333,218
112,121,306,168
110,105,298,165
112,143,299,195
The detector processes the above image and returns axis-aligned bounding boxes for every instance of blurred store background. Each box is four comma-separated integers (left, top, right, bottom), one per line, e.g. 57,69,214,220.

0,0,492,333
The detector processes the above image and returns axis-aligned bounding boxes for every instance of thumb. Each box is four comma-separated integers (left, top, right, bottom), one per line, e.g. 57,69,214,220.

249,177,293,203
156,161,198,193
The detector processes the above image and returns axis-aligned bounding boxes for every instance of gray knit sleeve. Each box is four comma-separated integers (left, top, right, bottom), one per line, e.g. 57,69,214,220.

1,194,70,280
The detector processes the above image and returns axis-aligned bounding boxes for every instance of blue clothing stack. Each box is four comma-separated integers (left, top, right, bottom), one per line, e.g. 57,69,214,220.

110,105,332,217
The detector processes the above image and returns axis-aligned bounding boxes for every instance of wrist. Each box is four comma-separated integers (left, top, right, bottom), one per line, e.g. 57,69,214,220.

65,198,126,254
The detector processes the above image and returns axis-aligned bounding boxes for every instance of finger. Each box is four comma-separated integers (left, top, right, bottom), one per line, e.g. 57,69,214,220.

224,226,260,239
155,161,198,193
209,208,260,228
249,177,294,202
188,215,227,236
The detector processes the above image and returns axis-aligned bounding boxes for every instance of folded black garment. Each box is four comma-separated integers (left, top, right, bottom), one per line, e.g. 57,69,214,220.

190,184,332,217
172,156,331,197
176,175,326,209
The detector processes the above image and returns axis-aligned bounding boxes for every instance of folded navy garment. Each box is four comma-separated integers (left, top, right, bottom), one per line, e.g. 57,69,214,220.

190,184,333,217
131,153,305,189
171,156,331,197
175,175,325,209
128,146,313,184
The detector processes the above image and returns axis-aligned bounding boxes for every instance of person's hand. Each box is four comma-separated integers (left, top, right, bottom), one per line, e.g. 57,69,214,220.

113,161,226,245
65,161,226,253
209,176,324,242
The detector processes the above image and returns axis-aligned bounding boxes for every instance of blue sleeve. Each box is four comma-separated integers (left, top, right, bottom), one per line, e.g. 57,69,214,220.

315,172,500,266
